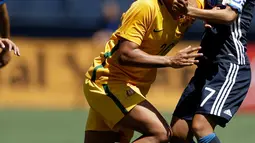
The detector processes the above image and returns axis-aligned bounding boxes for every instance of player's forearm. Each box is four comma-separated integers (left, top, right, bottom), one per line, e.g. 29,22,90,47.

118,48,172,68
0,4,10,38
0,4,11,68
187,6,237,24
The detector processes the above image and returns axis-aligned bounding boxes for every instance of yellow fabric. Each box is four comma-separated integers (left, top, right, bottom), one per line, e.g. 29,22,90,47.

84,0,205,137
86,108,134,142
84,0,204,134
84,79,145,129
197,0,205,9
85,0,204,93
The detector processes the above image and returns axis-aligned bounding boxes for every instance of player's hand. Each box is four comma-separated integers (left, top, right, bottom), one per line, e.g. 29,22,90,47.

204,21,212,28
0,38,20,56
172,0,188,16
169,46,203,68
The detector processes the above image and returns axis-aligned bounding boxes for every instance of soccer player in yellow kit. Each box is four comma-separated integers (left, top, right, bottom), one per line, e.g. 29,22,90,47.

0,0,20,68
84,0,204,142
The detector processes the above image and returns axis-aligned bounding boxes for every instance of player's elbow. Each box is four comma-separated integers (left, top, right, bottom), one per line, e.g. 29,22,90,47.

0,4,9,17
118,47,140,66
117,41,139,66
224,7,238,24
224,14,237,24
118,52,131,66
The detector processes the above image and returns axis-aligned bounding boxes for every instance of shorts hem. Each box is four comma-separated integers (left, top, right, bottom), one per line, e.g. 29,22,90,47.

172,111,229,128
112,99,146,131
172,112,193,121
195,111,229,127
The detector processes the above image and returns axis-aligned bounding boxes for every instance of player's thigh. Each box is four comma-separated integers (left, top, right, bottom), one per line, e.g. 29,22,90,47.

116,100,171,139
85,108,111,131
173,68,205,120
85,109,120,143
85,131,120,143
170,116,193,143
172,68,205,128
197,62,251,128
84,80,133,143
84,80,141,129
85,128,132,143
85,128,133,143
85,108,133,143
171,68,205,142
83,80,141,141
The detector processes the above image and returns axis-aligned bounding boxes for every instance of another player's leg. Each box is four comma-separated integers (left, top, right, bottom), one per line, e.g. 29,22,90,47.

191,114,219,143
191,63,251,143
170,116,194,143
170,68,206,143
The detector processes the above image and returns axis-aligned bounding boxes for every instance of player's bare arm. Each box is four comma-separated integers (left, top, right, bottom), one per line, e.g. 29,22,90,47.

0,2,20,68
176,0,238,24
117,39,203,68
187,5,237,24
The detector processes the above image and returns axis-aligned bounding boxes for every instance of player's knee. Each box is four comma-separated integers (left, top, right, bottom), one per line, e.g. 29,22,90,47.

192,114,216,136
192,120,206,134
154,132,169,143
171,117,190,138
152,127,172,143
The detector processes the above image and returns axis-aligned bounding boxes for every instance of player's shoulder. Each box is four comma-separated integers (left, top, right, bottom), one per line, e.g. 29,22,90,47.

196,0,205,9
132,0,157,11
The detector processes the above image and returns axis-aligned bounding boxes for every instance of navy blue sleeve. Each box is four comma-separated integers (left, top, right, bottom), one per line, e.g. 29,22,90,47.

0,0,5,5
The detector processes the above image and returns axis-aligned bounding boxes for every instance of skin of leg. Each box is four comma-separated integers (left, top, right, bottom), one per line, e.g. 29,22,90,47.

84,129,133,143
84,131,120,143
115,100,172,143
170,116,194,143
192,114,217,139
119,128,135,143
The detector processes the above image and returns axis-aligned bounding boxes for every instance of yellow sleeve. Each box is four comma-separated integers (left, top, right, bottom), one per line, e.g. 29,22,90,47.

115,0,155,46
196,0,205,9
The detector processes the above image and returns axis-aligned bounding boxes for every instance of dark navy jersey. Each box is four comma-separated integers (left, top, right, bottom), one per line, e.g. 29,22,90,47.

200,0,255,65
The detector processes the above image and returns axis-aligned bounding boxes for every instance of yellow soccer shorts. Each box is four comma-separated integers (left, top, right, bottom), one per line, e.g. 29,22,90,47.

86,109,134,142
83,78,145,134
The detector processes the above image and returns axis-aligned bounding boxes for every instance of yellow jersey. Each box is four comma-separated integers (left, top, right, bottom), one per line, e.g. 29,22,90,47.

86,0,204,95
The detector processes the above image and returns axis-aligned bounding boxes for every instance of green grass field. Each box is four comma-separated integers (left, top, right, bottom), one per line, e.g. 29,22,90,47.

0,110,254,143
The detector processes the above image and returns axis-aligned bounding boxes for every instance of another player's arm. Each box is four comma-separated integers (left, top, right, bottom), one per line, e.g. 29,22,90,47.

184,0,244,24
187,6,237,24
0,1,20,68
0,1,11,68
0,2,9,38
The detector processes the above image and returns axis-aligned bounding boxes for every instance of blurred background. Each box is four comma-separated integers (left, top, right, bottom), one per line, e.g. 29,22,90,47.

0,0,255,143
